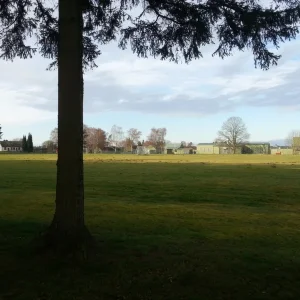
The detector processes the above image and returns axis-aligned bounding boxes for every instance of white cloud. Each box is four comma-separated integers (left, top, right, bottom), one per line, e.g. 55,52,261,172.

1,34,300,124
0,86,55,125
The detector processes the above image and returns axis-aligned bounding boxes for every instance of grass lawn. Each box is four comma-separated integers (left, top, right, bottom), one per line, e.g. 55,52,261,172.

1,154,300,299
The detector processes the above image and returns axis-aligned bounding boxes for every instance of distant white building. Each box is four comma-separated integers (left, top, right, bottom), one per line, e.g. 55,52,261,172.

136,146,149,155
136,145,157,155
0,140,22,152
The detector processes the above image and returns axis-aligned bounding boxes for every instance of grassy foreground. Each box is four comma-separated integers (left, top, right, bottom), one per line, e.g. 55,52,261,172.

1,154,300,299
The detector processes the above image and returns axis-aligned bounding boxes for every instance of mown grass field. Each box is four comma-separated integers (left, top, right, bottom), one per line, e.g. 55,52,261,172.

1,154,300,300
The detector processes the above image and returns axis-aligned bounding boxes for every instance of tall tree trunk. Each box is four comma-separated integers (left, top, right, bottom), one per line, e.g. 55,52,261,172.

39,0,94,256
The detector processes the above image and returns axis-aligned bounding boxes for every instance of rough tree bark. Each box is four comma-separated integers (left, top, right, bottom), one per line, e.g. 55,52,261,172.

37,0,94,257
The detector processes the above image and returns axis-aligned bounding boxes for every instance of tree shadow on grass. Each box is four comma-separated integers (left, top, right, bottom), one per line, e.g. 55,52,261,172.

1,218,300,300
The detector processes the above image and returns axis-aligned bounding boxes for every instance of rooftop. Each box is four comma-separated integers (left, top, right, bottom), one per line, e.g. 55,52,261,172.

165,143,181,149
0,140,22,147
247,142,271,146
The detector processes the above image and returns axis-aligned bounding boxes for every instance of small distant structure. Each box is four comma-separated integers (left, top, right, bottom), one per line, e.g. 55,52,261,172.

176,147,197,154
164,143,181,154
270,145,292,155
136,145,157,155
197,143,220,154
0,140,22,152
136,146,149,155
241,142,271,154
196,142,271,154
164,143,197,154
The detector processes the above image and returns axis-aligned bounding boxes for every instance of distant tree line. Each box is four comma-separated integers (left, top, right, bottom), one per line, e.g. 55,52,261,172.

45,125,168,153
42,117,300,156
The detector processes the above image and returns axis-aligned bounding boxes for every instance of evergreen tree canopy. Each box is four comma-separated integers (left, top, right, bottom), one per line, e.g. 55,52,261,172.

27,133,34,153
1,0,300,70
0,125,3,140
22,135,28,152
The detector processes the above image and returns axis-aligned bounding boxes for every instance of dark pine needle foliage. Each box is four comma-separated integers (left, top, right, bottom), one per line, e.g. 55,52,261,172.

1,0,300,70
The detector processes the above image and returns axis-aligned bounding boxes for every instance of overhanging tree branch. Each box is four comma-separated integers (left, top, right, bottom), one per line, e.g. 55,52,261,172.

2,0,300,70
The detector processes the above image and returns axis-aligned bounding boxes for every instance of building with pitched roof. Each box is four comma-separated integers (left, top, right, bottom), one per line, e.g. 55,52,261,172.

0,140,22,152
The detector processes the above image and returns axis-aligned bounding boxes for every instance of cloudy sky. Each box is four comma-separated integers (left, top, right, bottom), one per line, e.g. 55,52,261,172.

1,33,300,146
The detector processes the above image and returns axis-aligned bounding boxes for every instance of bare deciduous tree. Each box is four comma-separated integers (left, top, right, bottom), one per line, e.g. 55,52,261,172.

83,124,89,148
51,125,88,149
123,138,133,152
180,141,186,148
108,125,124,152
143,140,152,147
85,127,106,153
286,130,300,147
42,140,56,152
216,117,250,154
148,128,167,154
127,128,142,152
286,130,300,154
50,128,58,146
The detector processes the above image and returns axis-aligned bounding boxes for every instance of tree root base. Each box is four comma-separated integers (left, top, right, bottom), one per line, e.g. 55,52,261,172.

31,225,97,261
